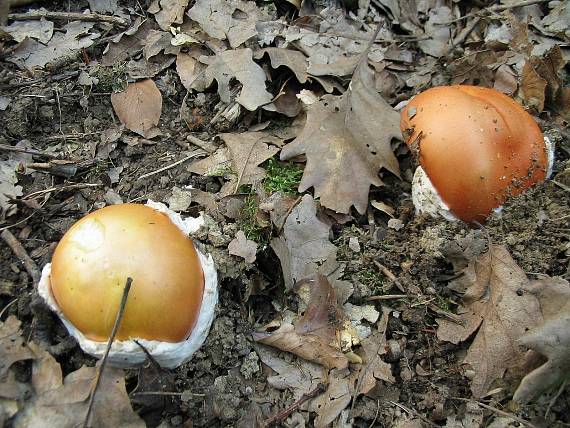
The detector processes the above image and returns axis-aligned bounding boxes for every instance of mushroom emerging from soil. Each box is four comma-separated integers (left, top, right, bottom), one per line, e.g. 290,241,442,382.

38,202,217,368
400,85,554,223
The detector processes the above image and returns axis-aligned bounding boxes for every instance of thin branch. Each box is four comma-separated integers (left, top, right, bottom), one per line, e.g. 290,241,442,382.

373,261,406,293
366,294,408,301
451,397,538,428
83,278,133,428
137,150,205,181
0,143,57,159
264,383,326,426
440,0,550,24
1,229,40,284
8,10,127,27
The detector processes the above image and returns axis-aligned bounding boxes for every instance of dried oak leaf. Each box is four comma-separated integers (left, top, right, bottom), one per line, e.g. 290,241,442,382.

280,59,400,214
270,194,337,290
436,245,542,397
148,0,189,31
417,6,452,58
514,277,570,403
13,344,144,428
102,19,155,66
309,368,351,428
187,0,267,48
254,48,309,83
254,275,349,369
189,49,273,111
111,79,162,138
0,316,34,378
228,230,258,263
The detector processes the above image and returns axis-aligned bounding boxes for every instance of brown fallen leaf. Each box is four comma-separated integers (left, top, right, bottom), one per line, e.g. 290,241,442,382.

254,48,309,83
102,19,156,66
187,0,268,48
254,275,349,369
309,368,351,428
436,245,542,397
148,0,188,31
0,316,35,378
189,49,274,111
417,6,452,58
353,306,395,396
514,277,570,403
228,230,258,263
13,344,144,428
280,55,401,214
270,194,337,290
111,79,162,138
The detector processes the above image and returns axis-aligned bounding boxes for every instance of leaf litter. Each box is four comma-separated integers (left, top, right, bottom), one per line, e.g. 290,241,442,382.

0,0,569,426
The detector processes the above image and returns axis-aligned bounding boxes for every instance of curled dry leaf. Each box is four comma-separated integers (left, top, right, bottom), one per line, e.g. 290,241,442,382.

280,58,401,214
514,277,570,403
111,79,162,138
253,275,349,370
228,230,258,264
148,0,189,31
436,245,542,397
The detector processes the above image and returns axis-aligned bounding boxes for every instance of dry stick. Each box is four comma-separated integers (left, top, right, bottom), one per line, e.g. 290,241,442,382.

83,278,133,428
264,383,327,426
373,260,406,293
8,10,127,26
546,379,568,417
0,143,57,159
451,397,538,428
137,150,205,181
186,135,217,154
1,229,40,284
442,0,550,24
452,16,481,47
234,140,260,193
366,294,408,301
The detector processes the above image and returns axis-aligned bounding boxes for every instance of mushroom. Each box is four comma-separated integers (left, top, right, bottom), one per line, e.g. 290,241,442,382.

38,202,217,368
400,85,554,223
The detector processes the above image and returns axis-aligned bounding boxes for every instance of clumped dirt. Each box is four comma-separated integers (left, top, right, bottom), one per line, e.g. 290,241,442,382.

1,0,569,427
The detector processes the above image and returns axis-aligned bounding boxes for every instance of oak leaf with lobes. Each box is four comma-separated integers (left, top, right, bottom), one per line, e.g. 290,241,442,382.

436,245,542,397
280,59,401,214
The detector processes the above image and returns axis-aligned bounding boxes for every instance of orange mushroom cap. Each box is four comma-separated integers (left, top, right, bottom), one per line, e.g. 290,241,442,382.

50,204,205,343
400,85,548,223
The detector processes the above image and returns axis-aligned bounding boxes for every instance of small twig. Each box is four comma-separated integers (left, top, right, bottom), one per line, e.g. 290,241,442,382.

451,397,538,428
83,278,133,428
373,261,406,293
264,383,326,426
440,0,550,24
0,143,57,159
131,391,205,397
546,379,568,417
388,401,440,427
8,10,127,27
552,180,570,193
275,196,302,234
366,294,408,301
186,134,217,154
428,304,463,325
368,400,380,428
22,183,101,200
137,150,205,181
1,229,40,284
452,17,481,47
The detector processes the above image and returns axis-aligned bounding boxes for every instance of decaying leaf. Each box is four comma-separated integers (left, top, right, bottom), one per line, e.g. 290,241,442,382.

254,48,309,83
270,195,337,290
353,306,394,396
436,245,542,397
14,344,144,428
0,316,35,378
4,18,54,44
254,275,349,369
280,58,401,214
187,0,267,48
514,277,570,403
417,6,452,58
148,0,189,31
102,19,155,66
228,230,258,263
255,344,326,400
309,368,351,428
0,159,23,220
189,49,274,111
9,21,99,69
111,79,162,138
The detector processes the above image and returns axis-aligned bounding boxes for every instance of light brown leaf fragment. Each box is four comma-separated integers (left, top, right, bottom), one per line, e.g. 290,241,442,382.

187,0,267,48
519,61,547,112
220,131,281,188
309,368,351,428
417,6,452,57
102,19,155,66
190,49,273,111
0,316,34,378
354,306,394,396
228,230,258,263
255,48,309,83
4,18,53,44
149,0,189,31
13,345,144,428
111,79,162,138
514,277,570,403
436,245,542,397
9,21,99,70
280,60,400,214
270,195,337,290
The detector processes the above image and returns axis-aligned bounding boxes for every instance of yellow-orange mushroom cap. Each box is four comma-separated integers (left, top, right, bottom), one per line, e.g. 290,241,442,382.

400,85,549,223
49,203,205,343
